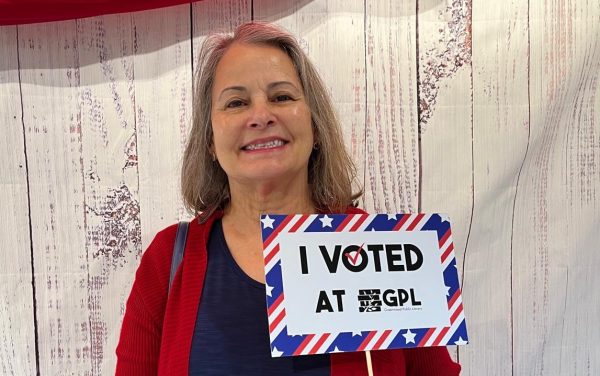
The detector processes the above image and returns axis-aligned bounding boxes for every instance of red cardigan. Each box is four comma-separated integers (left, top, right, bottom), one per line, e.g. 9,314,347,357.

116,208,461,375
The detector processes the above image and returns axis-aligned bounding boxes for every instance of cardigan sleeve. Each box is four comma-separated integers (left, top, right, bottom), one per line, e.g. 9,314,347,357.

115,224,178,375
403,346,461,375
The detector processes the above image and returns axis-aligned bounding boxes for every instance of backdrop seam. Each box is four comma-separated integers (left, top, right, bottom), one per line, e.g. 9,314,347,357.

16,25,41,376
509,1,533,374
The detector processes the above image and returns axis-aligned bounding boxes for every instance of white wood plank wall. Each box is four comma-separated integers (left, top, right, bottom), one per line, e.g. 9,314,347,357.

0,0,598,374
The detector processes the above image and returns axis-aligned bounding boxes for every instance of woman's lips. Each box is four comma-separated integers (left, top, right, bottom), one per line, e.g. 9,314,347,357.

241,138,288,151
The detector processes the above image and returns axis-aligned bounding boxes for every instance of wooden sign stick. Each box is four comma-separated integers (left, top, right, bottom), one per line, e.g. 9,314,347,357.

365,350,374,376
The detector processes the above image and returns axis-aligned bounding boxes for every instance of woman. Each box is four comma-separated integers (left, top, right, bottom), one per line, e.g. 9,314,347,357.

116,21,461,375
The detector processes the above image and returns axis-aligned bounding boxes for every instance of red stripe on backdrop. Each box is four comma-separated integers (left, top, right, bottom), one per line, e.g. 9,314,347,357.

0,0,202,26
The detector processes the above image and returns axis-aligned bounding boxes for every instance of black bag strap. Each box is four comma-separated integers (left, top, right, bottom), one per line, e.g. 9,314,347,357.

169,221,189,291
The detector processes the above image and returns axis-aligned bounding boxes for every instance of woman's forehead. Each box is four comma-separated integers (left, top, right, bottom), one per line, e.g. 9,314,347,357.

213,42,300,87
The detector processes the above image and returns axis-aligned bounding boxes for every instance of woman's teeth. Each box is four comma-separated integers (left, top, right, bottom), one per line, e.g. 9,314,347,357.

244,140,285,150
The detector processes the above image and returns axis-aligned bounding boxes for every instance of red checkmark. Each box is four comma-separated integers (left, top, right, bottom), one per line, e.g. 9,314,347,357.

345,243,365,265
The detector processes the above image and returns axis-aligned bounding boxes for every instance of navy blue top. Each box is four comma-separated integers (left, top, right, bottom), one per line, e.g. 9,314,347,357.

189,220,330,375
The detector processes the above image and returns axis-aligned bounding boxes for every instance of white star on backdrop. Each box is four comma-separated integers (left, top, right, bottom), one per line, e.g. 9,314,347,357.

454,337,468,345
330,346,342,353
319,215,333,228
445,285,451,296
402,329,416,344
387,214,397,220
271,347,284,357
266,284,274,297
352,331,363,337
261,215,275,229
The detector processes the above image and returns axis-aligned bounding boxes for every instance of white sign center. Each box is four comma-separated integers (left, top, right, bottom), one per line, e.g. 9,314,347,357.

278,230,450,335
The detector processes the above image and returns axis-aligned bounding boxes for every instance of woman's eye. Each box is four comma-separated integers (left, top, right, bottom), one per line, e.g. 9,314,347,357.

273,94,293,102
226,99,245,108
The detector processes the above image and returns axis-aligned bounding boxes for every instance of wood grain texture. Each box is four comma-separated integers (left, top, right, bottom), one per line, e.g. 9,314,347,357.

417,0,473,363
17,20,92,374
461,0,529,373
0,25,37,376
513,1,600,374
192,0,251,54
363,0,419,213
132,4,193,250
76,14,140,374
253,0,367,205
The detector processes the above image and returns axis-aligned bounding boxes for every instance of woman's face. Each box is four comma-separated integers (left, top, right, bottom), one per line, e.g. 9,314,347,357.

210,42,314,188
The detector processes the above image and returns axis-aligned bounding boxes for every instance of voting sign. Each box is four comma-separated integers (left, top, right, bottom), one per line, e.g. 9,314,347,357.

261,213,469,357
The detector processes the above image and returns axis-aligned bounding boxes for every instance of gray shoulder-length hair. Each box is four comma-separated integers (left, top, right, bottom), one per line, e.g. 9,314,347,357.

181,21,362,221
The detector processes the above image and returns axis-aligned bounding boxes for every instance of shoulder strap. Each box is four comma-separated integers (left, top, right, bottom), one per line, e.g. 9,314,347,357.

169,221,189,291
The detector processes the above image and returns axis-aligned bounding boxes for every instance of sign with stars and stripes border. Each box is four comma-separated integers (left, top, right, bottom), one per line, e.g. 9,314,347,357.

260,213,468,357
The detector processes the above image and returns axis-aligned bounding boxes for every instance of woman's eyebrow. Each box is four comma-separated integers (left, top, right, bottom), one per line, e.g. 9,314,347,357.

217,86,246,101
267,81,299,90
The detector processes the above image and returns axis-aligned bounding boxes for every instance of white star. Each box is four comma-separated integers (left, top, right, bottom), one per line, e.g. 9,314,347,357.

370,228,376,231
330,346,342,353
352,331,363,337
319,215,333,228
445,285,451,296
402,329,416,344
261,215,275,229
454,337,468,345
387,214,397,220
271,346,284,357
439,214,451,223
266,284,274,297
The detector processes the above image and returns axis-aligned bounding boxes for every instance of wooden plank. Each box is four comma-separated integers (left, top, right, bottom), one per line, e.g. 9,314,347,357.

253,0,366,207
132,4,194,249
513,1,600,374
0,25,37,376
460,0,529,373
416,0,473,363
192,0,251,55
17,20,92,374
75,14,139,374
364,0,419,213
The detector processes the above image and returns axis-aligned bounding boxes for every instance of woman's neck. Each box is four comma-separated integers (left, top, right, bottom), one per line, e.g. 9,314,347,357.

223,179,315,237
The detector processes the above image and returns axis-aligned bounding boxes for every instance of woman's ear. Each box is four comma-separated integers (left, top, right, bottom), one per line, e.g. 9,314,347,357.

209,144,217,162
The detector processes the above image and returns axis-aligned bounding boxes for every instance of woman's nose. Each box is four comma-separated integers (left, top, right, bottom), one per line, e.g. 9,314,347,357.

247,100,276,129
